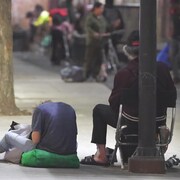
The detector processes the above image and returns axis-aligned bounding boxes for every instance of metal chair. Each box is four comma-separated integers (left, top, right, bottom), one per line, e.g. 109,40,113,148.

110,105,176,169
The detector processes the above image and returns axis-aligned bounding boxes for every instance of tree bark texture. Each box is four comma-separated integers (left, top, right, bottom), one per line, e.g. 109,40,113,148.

0,0,20,115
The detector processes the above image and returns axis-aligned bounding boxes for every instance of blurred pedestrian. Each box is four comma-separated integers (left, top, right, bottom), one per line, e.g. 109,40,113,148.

83,2,109,82
74,2,87,35
50,13,66,65
26,11,37,43
71,2,87,66
103,0,125,47
50,11,73,65
32,4,50,43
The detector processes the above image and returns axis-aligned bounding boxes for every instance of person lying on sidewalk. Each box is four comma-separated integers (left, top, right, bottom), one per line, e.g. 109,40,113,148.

80,30,177,166
0,101,78,164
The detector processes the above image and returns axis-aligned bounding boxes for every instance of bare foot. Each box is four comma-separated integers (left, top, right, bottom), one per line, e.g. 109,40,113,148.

94,152,108,163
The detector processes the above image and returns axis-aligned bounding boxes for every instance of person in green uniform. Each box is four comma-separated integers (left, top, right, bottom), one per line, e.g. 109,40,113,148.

84,2,108,82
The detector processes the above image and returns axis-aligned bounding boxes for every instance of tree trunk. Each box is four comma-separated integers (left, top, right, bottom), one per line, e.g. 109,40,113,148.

0,0,21,115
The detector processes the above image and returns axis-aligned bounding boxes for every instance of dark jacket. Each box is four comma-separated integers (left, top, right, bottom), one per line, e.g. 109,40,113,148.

108,58,177,117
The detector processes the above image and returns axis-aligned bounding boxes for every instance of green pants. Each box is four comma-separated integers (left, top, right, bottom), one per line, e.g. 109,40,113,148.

84,44,103,79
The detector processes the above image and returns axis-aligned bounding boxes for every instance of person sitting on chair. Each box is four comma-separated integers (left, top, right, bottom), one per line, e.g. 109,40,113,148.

80,30,177,166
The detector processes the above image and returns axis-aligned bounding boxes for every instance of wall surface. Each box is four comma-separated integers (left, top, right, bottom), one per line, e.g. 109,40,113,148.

11,0,140,29
12,0,49,29
11,0,168,44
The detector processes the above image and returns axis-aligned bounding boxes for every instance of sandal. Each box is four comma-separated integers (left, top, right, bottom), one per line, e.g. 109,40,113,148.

80,155,110,167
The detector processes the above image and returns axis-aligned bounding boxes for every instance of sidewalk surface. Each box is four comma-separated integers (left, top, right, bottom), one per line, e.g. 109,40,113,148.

0,52,180,179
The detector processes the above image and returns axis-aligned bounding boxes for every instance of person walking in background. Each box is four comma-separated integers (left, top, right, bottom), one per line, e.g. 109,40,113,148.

71,2,87,66
26,4,50,45
103,0,125,50
83,2,109,82
26,11,37,43
169,0,180,84
50,13,66,65
74,2,87,35
49,8,73,65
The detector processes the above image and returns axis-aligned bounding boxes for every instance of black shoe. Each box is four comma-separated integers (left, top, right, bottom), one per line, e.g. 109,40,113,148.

166,155,180,168
96,76,107,82
8,121,19,131
85,76,96,82
106,147,117,163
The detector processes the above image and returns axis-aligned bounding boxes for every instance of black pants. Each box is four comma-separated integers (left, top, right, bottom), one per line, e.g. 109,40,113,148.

91,104,166,163
50,29,65,65
91,104,137,163
91,104,118,144
29,24,37,43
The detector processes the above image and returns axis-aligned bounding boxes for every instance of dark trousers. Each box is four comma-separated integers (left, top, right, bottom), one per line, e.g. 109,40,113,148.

91,104,118,144
91,104,140,144
91,104,166,163
29,24,37,43
91,104,137,163
51,29,65,65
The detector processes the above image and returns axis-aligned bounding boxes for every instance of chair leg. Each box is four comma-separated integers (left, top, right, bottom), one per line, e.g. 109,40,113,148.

110,145,118,165
119,146,125,169
110,144,125,169
159,147,165,159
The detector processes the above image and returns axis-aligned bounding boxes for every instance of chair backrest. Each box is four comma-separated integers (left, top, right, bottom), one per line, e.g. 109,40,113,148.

112,106,176,168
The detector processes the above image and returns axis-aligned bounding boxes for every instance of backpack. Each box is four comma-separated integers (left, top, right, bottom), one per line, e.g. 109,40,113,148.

60,65,84,82
157,43,172,69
